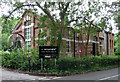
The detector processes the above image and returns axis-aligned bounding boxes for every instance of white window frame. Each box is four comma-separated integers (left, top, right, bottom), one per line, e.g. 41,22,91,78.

25,28,31,40
66,30,71,53
24,20,32,50
66,41,71,53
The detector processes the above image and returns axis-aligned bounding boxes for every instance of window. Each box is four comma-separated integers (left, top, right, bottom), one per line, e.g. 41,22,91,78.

25,22,31,49
66,30,70,39
24,20,31,26
77,33,79,37
99,39,103,54
26,41,31,49
93,36,97,41
99,39,102,45
76,43,78,50
25,28,31,39
66,41,71,53
76,37,79,50
66,30,71,53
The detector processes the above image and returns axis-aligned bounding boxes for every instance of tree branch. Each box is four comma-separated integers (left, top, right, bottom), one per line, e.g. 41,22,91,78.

84,17,101,29
65,16,82,26
65,16,102,31
6,4,37,18
58,2,62,11
63,2,70,15
36,2,58,29
60,2,70,23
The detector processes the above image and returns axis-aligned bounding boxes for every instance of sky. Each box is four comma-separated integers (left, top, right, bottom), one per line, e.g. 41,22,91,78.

0,0,119,34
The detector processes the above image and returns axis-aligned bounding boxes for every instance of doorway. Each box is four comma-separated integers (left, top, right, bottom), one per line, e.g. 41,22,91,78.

93,43,96,56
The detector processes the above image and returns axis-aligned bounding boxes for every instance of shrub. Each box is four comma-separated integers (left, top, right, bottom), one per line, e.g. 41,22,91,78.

1,50,120,74
56,56,120,72
1,50,28,70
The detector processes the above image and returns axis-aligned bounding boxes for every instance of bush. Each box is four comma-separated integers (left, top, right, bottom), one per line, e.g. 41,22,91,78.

1,50,120,74
1,50,28,70
56,56,120,73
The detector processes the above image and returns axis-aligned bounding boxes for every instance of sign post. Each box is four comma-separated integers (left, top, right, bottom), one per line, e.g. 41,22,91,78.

39,46,58,70
55,58,56,67
27,54,31,72
76,46,82,58
41,58,43,70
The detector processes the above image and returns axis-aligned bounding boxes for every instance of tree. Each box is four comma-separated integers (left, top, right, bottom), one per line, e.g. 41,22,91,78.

112,1,120,55
114,35,120,55
1,16,20,34
0,1,114,56
0,16,20,50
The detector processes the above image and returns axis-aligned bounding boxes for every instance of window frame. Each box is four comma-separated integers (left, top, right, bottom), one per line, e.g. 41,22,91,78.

24,20,31,50
66,41,71,53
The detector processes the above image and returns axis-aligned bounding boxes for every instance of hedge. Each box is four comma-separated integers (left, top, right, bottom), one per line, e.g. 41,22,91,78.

1,50,120,74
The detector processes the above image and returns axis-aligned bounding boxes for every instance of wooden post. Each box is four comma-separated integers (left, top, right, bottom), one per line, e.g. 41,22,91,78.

55,58,56,67
28,57,30,72
41,58,43,70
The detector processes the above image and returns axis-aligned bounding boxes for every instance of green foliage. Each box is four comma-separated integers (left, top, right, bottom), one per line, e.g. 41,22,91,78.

1,16,20,34
114,7,120,31
1,50,120,74
114,35,120,55
0,16,20,50
0,33,9,50
1,49,28,70
57,56,120,72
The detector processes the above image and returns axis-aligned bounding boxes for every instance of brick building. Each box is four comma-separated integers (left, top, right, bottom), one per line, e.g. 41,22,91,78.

12,11,114,56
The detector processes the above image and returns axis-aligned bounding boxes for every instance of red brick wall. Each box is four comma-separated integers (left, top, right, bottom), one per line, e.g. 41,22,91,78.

109,33,114,55
12,11,114,57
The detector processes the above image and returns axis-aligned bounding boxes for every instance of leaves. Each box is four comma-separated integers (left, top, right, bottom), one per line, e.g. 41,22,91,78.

0,1,116,55
13,2,23,7
1,16,20,34
0,16,20,50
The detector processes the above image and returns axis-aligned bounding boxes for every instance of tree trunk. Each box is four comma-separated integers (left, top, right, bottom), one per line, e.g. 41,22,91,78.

85,21,93,56
57,32,62,57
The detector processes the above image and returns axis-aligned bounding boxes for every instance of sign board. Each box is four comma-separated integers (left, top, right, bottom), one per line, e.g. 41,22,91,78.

39,46,58,58
76,46,82,53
